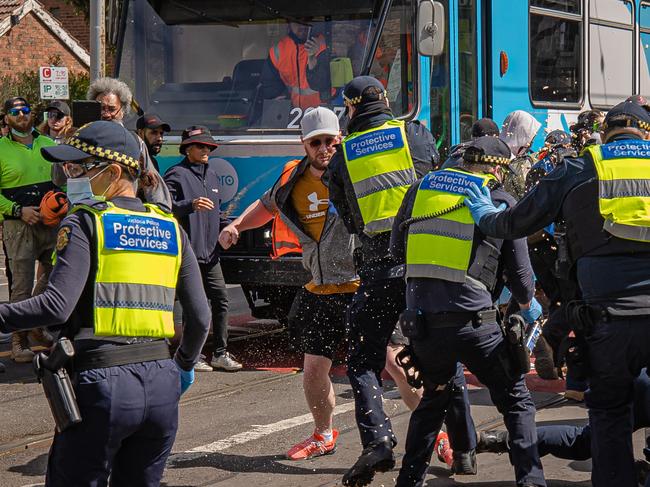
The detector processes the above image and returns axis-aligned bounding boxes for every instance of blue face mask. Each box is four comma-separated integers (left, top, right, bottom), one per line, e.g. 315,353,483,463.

66,166,111,205
66,177,93,205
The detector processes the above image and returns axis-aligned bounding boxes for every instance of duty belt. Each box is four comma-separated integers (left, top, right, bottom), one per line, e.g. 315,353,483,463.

73,340,170,371
425,308,498,328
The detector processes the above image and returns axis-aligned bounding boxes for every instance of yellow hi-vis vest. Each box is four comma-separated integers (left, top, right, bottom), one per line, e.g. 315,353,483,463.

73,202,182,338
587,140,650,242
342,120,416,234
406,169,493,282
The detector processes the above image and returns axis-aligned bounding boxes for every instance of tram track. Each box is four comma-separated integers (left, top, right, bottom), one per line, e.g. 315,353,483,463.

0,369,298,459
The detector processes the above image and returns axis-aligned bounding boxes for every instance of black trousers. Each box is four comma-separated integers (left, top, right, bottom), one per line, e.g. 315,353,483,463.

174,261,229,355
396,317,545,487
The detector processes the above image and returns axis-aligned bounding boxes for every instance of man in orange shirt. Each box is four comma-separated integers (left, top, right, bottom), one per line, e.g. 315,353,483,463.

261,20,330,110
220,108,353,459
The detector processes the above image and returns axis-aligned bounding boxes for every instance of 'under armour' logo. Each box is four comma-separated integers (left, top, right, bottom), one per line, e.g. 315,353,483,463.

307,192,328,212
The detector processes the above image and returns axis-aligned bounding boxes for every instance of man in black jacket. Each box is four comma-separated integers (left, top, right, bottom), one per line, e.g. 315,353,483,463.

326,76,455,487
164,126,242,372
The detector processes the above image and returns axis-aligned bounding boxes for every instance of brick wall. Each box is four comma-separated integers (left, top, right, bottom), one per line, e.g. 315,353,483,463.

0,11,87,77
40,0,89,50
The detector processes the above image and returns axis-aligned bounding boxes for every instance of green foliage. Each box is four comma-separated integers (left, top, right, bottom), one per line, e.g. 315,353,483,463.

0,55,89,119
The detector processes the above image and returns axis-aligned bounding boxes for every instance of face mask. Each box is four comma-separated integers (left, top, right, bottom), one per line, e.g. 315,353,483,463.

66,166,111,204
66,177,94,205
11,128,31,138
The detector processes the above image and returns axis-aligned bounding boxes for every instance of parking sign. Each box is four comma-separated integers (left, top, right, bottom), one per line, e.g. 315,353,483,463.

40,67,69,100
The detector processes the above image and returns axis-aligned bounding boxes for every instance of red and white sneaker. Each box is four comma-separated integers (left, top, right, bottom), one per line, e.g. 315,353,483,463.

435,431,454,467
286,429,339,460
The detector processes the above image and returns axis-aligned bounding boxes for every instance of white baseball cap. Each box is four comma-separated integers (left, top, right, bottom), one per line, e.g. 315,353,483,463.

301,107,340,140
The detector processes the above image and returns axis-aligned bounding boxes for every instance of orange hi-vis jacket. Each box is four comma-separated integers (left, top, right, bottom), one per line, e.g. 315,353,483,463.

271,159,302,259
269,35,325,110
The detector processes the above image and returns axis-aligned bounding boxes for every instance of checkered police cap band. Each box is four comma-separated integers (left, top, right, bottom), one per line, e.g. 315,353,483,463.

343,90,388,106
464,151,511,166
602,116,650,132
67,137,140,170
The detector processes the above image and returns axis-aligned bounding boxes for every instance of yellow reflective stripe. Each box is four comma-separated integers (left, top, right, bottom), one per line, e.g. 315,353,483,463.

406,263,467,282
599,179,650,199
95,282,176,312
603,220,650,241
408,219,474,240
352,167,416,198
363,216,396,234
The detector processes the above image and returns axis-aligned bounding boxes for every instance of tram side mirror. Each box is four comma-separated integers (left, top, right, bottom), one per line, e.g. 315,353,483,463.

417,0,445,57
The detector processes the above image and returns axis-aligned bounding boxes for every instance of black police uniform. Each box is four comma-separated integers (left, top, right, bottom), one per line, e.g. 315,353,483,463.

482,367,650,481
475,102,650,487
391,137,543,487
327,78,455,483
0,123,211,486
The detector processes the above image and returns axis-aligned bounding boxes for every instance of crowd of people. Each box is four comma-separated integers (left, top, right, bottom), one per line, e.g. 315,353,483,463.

0,78,241,373
0,72,648,487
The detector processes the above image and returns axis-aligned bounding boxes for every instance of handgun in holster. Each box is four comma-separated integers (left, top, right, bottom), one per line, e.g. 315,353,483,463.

395,309,426,389
33,338,82,432
502,314,531,376
564,301,596,381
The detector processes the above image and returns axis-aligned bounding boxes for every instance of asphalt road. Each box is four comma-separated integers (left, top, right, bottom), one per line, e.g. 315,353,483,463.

0,269,646,486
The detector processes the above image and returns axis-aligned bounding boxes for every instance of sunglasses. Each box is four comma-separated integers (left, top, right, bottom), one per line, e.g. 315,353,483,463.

308,137,336,149
47,111,65,120
7,106,31,117
63,159,109,178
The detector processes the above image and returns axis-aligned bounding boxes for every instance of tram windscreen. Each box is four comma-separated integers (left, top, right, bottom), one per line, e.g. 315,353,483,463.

117,0,388,133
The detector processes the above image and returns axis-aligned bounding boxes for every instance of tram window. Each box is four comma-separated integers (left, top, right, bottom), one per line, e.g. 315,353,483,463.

590,0,633,24
530,0,580,14
641,4,650,96
589,0,634,107
369,0,417,117
529,2,583,105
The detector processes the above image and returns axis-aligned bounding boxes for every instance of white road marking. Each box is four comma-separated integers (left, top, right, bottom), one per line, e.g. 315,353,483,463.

169,400,357,463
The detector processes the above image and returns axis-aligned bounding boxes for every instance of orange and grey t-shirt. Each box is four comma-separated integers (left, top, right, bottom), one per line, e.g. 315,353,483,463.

290,168,359,295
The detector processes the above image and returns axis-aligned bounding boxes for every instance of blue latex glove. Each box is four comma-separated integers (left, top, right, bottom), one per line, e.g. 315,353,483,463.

175,362,195,395
464,183,506,224
519,297,543,324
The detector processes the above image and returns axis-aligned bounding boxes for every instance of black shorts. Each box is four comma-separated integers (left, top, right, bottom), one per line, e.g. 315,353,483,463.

287,288,352,360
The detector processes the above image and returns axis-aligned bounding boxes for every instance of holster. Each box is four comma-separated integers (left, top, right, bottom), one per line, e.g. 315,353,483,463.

33,338,82,432
563,301,598,381
501,314,531,377
398,309,426,340
553,222,572,280
395,345,423,389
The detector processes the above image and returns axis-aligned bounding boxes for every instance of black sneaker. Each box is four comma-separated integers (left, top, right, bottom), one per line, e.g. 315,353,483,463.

451,449,477,475
342,438,395,487
477,430,509,454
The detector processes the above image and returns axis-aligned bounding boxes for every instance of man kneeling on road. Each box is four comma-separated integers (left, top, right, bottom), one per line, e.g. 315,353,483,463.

219,107,357,460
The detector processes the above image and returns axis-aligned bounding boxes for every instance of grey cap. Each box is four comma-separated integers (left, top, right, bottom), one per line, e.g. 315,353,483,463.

301,107,340,140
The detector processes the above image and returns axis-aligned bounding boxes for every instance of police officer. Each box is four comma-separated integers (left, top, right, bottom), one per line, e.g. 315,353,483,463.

327,76,478,486
465,100,650,487
0,121,211,486
477,368,650,486
391,136,544,487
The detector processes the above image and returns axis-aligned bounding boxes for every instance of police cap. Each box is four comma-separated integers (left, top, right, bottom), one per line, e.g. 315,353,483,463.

40,120,141,173
603,101,650,132
343,76,387,106
462,136,511,166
